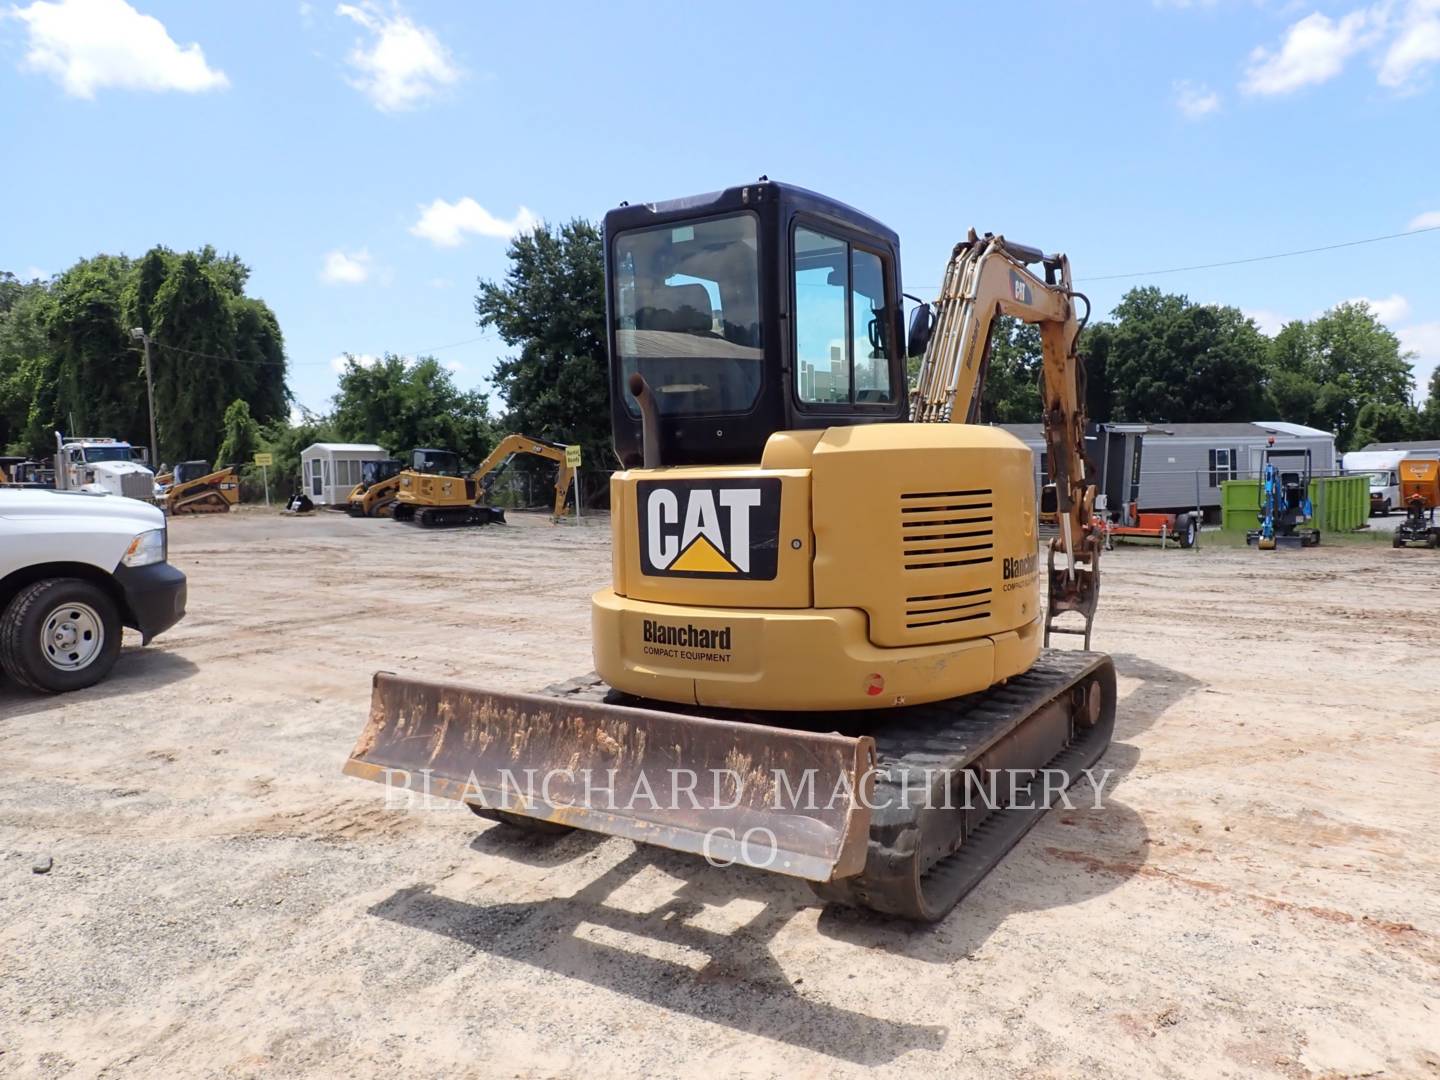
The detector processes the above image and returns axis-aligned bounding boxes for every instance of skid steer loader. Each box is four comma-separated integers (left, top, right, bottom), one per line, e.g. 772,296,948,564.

345,180,1114,921
162,461,240,514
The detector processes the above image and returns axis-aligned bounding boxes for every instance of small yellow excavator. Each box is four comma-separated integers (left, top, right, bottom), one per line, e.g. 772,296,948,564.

345,458,404,517
390,435,576,527
346,181,1112,921
162,460,240,514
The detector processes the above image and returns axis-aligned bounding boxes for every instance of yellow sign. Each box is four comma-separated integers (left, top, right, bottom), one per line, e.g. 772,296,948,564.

253,453,274,466
565,445,582,467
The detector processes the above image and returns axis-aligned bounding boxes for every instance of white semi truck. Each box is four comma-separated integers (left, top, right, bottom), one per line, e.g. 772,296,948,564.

54,432,156,503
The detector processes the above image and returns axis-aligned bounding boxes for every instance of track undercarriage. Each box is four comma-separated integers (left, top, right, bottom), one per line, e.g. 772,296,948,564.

391,503,506,527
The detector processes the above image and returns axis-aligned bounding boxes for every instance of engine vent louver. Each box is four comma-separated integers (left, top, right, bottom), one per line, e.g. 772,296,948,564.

899,489,995,571
903,586,993,628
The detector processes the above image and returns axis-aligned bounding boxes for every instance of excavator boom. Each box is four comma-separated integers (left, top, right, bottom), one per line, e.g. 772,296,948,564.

910,230,1101,647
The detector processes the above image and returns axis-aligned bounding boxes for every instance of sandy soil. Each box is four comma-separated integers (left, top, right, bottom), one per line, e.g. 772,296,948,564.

2,508,1438,1079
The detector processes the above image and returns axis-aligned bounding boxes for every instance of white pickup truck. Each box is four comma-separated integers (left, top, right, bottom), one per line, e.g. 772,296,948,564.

0,488,186,692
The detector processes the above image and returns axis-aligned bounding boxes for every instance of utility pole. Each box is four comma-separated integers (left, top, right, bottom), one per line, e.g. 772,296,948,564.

129,328,159,466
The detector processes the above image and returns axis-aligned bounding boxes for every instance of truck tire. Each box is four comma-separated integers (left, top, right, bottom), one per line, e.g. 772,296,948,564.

0,578,123,693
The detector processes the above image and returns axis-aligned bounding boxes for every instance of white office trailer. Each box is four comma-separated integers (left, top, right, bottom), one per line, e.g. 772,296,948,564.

298,443,389,506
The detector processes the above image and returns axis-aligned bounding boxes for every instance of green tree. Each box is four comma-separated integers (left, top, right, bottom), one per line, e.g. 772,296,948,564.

1352,400,1421,448
260,407,336,494
1264,302,1414,448
1078,321,1115,423
4,246,289,460
331,354,498,464
33,256,145,452
978,316,1042,422
1415,367,1440,439
215,398,261,466
475,220,610,471
0,273,53,452
1103,287,1270,422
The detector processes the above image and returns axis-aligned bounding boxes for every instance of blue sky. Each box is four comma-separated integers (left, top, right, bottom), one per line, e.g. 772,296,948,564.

2,0,1438,416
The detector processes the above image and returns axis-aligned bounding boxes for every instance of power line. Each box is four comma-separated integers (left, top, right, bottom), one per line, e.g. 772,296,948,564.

904,224,1440,291
1080,224,1440,282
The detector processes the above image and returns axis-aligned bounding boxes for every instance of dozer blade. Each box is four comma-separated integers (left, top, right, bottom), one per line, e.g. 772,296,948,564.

344,672,877,882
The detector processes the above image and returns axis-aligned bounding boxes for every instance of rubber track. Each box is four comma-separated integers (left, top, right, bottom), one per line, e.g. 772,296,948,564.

542,649,1116,922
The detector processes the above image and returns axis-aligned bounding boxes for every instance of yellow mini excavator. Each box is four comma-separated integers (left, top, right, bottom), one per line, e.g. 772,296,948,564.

390,435,577,526
345,181,1112,921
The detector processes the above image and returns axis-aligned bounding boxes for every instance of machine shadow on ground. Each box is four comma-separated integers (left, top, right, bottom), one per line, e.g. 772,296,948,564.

369,844,948,1065
0,646,198,722
367,655,1204,1062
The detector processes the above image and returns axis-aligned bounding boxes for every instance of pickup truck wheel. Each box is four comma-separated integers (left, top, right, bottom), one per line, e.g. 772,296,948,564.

0,578,122,693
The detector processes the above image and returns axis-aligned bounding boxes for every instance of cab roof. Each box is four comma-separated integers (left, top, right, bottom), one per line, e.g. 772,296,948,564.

603,179,899,249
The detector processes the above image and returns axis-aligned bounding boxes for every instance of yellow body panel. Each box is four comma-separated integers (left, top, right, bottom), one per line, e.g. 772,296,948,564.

347,474,401,515
593,587,1040,710
614,466,812,609
595,424,1042,710
810,424,1037,647
395,471,472,509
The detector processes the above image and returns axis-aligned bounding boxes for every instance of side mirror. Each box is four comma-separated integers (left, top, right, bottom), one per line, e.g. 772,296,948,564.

907,303,934,358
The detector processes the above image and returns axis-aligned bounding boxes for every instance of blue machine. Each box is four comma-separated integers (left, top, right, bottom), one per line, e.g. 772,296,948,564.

1247,446,1321,550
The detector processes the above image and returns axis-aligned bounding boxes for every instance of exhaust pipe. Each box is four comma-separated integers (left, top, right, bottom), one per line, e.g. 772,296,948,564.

627,372,662,468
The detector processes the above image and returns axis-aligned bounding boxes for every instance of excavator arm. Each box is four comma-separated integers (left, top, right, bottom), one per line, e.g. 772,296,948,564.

910,229,1101,647
469,434,576,521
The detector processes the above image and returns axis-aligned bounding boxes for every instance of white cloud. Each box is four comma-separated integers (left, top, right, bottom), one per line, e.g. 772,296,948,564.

1379,0,1440,89
22,265,49,281
319,248,372,285
335,1,459,111
1345,293,1411,323
1398,321,1440,394
444,360,463,372
410,197,539,247
330,352,381,373
1174,79,1221,117
1241,9,1380,95
10,0,229,98
1410,209,1440,229
1244,308,1293,336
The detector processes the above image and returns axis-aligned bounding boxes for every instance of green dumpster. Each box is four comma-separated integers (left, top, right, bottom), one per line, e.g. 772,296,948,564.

1222,475,1367,533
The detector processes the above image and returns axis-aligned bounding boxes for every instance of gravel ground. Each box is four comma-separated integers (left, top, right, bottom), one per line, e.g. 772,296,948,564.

1,507,1437,1078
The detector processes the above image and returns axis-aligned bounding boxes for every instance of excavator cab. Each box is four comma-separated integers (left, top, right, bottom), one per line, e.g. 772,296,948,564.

409,448,462,475
606,181,909,468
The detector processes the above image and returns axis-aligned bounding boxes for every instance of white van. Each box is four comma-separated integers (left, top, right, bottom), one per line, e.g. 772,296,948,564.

1343,450,1423,516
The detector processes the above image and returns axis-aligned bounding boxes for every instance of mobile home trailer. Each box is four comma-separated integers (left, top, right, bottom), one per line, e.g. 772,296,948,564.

1001,421,1337,519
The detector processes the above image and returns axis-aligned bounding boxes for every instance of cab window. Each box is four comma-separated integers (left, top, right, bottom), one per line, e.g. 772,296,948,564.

792,226,893,407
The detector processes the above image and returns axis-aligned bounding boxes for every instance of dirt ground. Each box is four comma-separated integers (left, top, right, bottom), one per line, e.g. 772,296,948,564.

2,508,1438,1079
